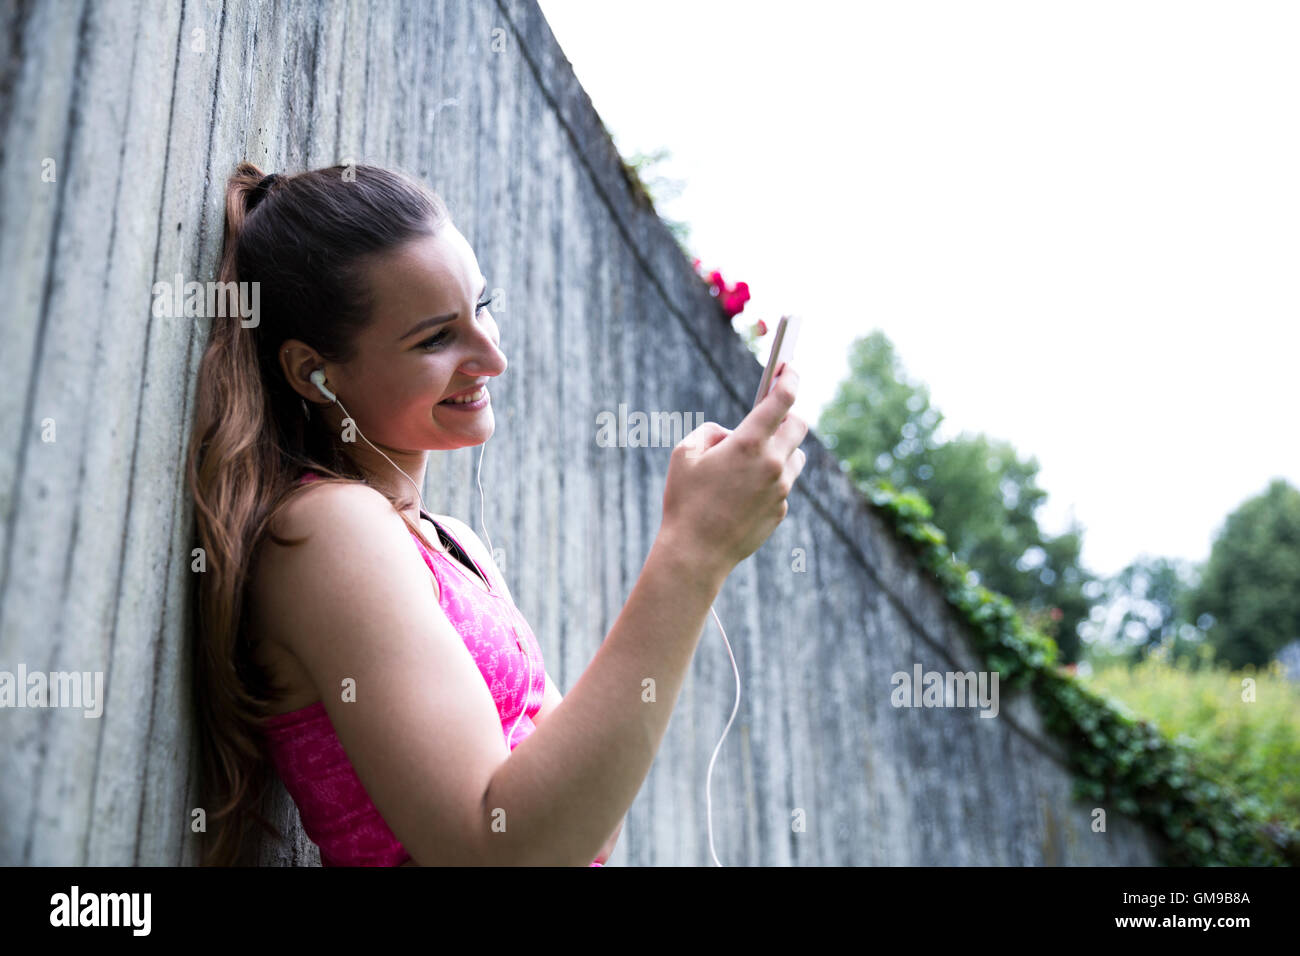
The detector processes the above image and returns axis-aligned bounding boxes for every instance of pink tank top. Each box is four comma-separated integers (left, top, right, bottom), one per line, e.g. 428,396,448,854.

260,471,603,866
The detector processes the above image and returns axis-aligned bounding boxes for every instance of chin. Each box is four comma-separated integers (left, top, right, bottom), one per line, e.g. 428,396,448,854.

438,422,494,450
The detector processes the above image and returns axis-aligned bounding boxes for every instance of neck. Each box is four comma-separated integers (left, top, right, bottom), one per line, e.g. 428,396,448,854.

340,439,430,527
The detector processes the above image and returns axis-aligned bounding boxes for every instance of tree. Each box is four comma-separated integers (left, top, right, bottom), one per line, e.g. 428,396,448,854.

817,331,944,490
1186,478,1300,670
818,330,1097,660
1081,555,1206,664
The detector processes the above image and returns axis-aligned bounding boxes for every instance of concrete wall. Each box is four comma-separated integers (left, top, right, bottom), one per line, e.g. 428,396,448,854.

0,0,1163,866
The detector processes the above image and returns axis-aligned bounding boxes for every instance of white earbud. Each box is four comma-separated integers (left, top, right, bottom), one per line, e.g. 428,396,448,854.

309,368,337,403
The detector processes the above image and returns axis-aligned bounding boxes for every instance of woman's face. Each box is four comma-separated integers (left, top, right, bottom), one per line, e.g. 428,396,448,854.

321,223,507,452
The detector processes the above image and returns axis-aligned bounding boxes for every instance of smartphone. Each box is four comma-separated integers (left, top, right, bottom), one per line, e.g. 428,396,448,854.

753,314,802,408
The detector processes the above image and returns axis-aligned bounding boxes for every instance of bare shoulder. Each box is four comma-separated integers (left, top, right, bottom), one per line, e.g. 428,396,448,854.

433,513,513,603
253,479,393,594
269,478,395,539
246,483,517,865
251,480,415,650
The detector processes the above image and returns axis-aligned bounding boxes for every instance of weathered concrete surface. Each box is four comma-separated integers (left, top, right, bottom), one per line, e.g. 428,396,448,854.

0,0,1163,866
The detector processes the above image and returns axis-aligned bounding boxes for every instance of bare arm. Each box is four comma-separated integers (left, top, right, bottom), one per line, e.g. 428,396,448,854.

531,670,564,728
264,368,804,867
255,483,521,866
259,483,723,866
478,526,725,865
471,362,809,866
523,671,623,862
438,514,625,864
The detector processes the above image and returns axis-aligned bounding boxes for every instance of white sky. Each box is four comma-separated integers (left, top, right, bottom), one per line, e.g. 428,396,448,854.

538,0,1300,579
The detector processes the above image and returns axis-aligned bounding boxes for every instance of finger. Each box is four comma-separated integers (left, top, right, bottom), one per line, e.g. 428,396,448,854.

780,446,807,491
738,364,799,443
678,421,731,462
771,410,809,458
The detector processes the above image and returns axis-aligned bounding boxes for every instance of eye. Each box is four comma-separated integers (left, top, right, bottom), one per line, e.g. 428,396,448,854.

417,297,492,351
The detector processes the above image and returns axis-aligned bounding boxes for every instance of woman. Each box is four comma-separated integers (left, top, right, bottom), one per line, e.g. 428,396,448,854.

186,161,807,866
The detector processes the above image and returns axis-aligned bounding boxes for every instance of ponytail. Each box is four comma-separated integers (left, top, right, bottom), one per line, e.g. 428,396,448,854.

186,161,450,865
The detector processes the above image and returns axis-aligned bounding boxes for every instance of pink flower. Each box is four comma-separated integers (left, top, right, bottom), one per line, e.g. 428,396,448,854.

755,319,768,336
697,263,752,319
721,281,750,319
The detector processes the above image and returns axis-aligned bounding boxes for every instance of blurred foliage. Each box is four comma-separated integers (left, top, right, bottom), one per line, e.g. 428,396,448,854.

868,481,1298,865
1083,650,1300,829
818,330,1095,661
820,330,1299,863
621,144,693,249
1068,481,1300,673
1186,478,1300,670
737,318,767,361
1080,555,1206,662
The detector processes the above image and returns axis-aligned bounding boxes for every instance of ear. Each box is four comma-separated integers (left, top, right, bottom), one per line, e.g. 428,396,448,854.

280,341,332,405
310,368,337,403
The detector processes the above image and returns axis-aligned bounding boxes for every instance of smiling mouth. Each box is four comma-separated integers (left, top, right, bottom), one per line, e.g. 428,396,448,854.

439,386,488,405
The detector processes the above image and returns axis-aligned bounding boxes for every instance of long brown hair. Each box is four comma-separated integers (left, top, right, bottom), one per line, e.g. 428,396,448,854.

186,162,451,865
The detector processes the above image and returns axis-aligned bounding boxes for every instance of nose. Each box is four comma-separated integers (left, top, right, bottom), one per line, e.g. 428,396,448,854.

462,319,507,377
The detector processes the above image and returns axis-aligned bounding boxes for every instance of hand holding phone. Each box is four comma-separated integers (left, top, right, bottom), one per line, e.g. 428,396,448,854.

753,314,802,409
661,314,808,575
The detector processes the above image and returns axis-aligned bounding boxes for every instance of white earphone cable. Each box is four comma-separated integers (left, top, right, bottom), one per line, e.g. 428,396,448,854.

323,378,733,868
328,390,532,756
478,439,532,750
330,394,429,518
705,604,739,867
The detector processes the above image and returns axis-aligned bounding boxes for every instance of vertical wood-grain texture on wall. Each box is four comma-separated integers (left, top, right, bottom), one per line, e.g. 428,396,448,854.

0,0,1162,866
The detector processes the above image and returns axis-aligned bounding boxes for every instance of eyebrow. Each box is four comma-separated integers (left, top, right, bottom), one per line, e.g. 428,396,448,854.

398,277,488,341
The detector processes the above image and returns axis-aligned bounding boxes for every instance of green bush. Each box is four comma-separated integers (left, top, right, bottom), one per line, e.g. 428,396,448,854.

1084,652,1300,831
867,479,1299,866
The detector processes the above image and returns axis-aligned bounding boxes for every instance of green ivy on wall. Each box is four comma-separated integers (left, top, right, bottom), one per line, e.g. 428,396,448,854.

866,479,1299,867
